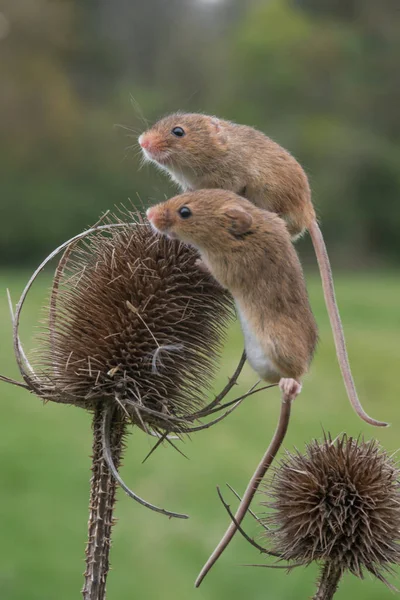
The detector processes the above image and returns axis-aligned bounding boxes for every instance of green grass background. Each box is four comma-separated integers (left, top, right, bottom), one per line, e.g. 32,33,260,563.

1,270,400,600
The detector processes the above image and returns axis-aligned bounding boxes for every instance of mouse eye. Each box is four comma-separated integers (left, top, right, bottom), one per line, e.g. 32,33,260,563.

171,126,185,137
178,206,192,219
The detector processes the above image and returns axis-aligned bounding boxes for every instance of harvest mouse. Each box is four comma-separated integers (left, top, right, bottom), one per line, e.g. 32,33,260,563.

139,112,387,427
146,188,318,585
146,189,318,396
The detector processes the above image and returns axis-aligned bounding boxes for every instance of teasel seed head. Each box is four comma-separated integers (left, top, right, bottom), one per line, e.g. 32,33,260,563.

27,208,233,433
261,434,400,588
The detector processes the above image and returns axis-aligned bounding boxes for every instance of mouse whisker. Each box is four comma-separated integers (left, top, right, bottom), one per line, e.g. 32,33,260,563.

129,95,149,128
114,123,142,135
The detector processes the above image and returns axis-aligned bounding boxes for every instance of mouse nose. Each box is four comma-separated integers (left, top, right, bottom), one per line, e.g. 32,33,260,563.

146,207,155,222
139,134,151,150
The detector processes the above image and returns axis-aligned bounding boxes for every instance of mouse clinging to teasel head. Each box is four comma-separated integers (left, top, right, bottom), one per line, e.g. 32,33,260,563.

140,112,387,427
147,189,318,403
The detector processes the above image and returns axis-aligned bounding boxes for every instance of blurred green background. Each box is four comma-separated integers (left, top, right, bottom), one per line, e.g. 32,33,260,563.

1,274,400,599
1,0,400,599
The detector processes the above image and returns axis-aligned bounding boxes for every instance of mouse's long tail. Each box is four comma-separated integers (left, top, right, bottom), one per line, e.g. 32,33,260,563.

195,393,292,588
308,220,388,427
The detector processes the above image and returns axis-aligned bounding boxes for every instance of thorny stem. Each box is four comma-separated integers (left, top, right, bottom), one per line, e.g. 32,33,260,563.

195,394,293,588
82,402,126,600
313,562,342,600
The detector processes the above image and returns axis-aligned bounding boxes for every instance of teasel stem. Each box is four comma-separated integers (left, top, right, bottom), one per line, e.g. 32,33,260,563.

82,402,126,600
313,562,342,600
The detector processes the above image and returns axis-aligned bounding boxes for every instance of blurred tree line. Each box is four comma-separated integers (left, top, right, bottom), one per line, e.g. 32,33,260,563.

1,0,399,266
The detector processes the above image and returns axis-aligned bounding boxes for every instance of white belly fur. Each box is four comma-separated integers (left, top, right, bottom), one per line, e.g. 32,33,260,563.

235,302,279,381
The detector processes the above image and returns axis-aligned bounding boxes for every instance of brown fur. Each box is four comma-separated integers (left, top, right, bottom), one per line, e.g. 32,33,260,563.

147,190,318,383
139,112,315,237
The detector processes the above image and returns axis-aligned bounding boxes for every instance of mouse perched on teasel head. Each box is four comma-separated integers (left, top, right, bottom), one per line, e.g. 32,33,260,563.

139,112,387,427
146,189,318,399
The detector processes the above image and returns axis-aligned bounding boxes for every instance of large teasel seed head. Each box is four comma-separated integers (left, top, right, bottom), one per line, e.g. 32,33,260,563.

261,434,400,587
33,208,233,433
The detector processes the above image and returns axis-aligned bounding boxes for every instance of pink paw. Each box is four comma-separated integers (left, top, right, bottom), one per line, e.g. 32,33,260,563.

279,378,302,402
195,258,210,274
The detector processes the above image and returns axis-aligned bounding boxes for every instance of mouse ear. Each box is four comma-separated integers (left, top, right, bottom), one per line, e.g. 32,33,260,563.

225,208,253,236
210,117,227,146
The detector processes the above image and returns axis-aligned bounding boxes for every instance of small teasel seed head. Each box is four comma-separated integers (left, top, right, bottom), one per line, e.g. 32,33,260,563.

261,434,400,586
33,207,233,432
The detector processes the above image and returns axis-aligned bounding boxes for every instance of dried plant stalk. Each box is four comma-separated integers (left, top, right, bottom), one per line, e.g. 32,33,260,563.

313,562,342,600
82,403,126,600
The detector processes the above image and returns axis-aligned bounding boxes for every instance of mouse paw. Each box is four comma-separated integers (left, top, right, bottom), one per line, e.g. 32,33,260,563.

279,378,302,402
195,258,211,274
